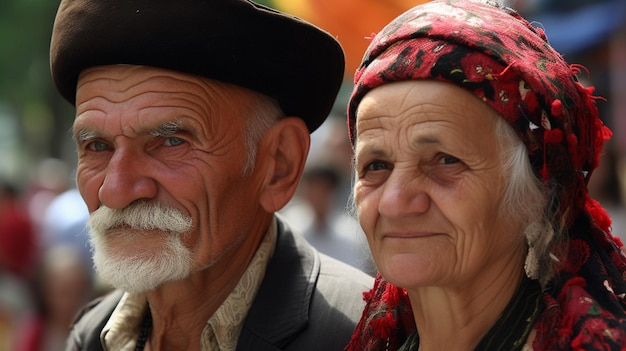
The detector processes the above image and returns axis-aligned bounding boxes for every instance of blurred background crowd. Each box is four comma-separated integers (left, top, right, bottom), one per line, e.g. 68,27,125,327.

0,0,624,350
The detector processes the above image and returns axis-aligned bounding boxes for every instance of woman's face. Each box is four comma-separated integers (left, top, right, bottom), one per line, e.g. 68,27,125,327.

353,80,525,291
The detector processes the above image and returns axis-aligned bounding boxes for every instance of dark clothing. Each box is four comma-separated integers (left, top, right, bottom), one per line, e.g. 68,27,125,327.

65,217,373,350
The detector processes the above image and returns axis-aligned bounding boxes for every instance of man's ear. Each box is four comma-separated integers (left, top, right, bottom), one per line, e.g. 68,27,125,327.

259,117,310,213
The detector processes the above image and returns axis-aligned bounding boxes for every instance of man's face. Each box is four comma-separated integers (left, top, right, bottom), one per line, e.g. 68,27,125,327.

74,65,270,293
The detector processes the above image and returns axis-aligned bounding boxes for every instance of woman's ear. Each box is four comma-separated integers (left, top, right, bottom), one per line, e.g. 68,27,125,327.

259,117,310,213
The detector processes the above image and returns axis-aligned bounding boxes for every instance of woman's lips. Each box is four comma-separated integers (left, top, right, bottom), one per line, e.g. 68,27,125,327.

383,231,440,239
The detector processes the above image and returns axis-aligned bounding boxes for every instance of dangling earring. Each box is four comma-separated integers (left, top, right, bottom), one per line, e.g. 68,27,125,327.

524,243,539,280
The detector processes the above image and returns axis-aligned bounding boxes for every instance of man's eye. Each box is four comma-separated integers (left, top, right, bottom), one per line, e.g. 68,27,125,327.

163,137,185,147
86,140,109,151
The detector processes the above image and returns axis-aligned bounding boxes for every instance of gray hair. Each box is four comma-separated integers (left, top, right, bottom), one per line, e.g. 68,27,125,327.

495,116,561,287
240,93,284,176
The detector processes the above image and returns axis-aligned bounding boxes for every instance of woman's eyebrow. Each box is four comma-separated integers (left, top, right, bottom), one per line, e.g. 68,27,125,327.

355,143,388,161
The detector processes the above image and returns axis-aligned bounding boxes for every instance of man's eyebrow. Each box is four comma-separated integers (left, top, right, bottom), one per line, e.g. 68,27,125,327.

149,120,184,137
74,120,185,142
74,128,99,142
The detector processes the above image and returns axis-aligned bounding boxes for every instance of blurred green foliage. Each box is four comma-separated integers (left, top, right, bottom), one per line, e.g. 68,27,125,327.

0,0,76,184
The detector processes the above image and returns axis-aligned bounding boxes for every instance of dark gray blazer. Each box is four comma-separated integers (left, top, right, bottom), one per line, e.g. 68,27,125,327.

65,216,373,350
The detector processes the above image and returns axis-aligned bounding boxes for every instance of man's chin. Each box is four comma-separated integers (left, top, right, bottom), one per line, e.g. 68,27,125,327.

93,252,192,294
90,228,193,293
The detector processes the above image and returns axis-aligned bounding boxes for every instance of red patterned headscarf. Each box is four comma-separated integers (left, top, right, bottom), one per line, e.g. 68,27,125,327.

346,0,626,349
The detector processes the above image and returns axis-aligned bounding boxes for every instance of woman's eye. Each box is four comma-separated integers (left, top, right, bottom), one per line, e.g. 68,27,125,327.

86,140,109,152
365,160,390,171
163,137,185,147
439,155,460,165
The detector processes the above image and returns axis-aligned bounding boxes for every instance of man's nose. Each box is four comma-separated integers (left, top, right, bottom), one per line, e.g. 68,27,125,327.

98,148,158,209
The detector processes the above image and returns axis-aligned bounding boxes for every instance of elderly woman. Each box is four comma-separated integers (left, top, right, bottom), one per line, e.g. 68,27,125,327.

345,0,626,350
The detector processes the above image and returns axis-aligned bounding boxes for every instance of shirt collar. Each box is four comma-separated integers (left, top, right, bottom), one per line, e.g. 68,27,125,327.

201,219,277,350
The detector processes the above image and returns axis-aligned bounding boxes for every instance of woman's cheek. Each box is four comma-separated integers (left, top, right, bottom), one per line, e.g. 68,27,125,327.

355,185,378,238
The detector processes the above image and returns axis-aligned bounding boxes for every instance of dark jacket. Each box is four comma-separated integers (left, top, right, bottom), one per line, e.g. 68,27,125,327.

65,217,373,350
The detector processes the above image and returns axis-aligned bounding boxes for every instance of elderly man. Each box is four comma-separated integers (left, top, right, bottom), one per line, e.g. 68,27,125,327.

49,0,372,350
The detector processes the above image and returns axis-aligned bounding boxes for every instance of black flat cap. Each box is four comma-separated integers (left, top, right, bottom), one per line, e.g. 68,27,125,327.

50,0,345,133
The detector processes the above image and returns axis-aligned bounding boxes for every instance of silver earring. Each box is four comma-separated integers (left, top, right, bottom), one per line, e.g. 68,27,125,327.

524,245,539,280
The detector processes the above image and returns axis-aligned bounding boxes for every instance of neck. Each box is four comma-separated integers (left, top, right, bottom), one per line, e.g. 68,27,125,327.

145,221,270,350
145,266,242,349
408,258,525,351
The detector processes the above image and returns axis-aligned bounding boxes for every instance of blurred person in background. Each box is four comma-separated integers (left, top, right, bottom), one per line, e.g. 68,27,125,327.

22,159,71,235
0,181,37,279
280,115,376,275
298,163,375,275
345,0,626,349
14,245,93,351
40,187,91,271
0,181,36,351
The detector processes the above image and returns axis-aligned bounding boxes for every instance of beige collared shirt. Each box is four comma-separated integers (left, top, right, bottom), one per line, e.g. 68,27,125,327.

100,219,277,351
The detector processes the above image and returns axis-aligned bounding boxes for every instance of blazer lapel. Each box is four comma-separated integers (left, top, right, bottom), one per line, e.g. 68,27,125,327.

237,216,321,350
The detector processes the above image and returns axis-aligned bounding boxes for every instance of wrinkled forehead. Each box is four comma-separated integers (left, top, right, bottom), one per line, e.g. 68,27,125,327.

77,65,249,99
73,65,260,139
354,79,502,145
75,65,262,117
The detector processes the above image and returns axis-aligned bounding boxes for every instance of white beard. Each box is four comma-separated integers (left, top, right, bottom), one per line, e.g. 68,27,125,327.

87,202,194,294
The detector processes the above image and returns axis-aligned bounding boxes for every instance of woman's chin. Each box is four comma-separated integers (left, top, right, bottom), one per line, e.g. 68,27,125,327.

377,253,442,289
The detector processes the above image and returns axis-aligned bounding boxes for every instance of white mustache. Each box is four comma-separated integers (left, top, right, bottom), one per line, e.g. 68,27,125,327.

88,202,193,234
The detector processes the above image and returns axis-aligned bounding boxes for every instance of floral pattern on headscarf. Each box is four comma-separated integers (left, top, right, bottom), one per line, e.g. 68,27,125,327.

345,0,626,350
347,0,610,228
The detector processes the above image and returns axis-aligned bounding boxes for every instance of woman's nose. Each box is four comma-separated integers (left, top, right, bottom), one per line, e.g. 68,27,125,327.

98,148,158,209
378,171,430,219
